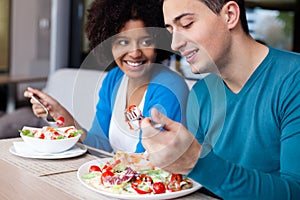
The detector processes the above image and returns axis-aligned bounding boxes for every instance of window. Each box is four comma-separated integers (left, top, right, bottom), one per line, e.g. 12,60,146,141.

245,0,299,52
247,8,294,51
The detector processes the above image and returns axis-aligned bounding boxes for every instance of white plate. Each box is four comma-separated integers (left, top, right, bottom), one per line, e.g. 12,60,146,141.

77,159,202,200
9,143,87,159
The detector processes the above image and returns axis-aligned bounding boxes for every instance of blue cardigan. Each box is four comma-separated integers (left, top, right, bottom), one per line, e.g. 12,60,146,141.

83,66,189,153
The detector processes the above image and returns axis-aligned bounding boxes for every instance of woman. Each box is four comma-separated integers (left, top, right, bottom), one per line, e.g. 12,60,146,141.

25,0,189,153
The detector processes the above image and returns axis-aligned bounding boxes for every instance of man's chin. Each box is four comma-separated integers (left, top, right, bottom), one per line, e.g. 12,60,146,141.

190,65,201,74
190,63,218,75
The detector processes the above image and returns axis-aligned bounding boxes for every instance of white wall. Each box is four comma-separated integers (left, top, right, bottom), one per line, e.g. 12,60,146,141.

10,0,50,77
10,0,50,100
10,0,70,100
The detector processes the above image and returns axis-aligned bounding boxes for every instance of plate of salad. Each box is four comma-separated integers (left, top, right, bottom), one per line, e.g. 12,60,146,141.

18,126,82,154
77,152,202,199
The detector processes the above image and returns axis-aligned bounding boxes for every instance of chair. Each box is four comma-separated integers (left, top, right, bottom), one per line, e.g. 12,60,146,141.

0,68,107,139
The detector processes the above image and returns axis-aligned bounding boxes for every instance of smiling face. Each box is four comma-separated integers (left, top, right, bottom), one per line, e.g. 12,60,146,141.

111,20,157,79
163,0,231,74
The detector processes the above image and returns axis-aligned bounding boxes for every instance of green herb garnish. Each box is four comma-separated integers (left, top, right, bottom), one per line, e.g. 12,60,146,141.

19,130,34,137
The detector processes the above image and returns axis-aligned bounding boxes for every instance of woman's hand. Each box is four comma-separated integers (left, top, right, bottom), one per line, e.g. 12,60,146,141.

24,87,74,127
141,108,201,175
24,87,87,142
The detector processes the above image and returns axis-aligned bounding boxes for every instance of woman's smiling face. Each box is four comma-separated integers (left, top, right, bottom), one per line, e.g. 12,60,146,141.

112,20,157,79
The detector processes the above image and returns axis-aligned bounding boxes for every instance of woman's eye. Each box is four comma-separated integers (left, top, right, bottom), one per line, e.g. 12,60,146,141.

118,40,129,46
140,38,154,47
113,39,129,47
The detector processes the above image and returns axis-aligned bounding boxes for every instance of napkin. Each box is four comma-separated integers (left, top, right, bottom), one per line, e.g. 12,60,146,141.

13,141,86,156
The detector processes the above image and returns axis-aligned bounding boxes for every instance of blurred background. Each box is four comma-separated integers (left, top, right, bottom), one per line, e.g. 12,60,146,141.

0,0,299,112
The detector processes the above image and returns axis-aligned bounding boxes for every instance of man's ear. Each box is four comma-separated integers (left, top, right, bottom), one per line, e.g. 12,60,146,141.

222,1,240,30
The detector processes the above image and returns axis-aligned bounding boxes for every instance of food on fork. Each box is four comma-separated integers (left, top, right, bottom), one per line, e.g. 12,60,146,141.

124,105,142,130
124,105,165,130
55,116,65,126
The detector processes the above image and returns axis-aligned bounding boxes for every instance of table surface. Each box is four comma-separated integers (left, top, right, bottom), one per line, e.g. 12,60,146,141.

0,138,218,200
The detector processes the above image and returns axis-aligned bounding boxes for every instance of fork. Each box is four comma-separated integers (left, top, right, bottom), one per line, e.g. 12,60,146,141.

124,105,164,130
31,95,55,122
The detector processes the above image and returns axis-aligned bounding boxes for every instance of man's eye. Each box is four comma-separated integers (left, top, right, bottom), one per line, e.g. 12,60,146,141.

182,22,193,29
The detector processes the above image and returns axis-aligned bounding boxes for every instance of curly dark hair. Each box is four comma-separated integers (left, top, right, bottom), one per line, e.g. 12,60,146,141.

85,0,173,70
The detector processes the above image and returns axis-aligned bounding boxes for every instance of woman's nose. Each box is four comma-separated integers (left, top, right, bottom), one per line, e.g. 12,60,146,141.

128,48,142,58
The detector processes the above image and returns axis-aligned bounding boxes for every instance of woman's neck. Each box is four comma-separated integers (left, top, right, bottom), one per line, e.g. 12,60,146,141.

126,77,150,107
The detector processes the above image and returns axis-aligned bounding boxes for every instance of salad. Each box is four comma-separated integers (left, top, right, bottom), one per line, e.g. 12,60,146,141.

19,126,82,140
81,152,193,195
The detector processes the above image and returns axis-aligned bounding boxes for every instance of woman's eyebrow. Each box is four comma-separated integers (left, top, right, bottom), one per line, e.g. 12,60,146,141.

114,35,127,39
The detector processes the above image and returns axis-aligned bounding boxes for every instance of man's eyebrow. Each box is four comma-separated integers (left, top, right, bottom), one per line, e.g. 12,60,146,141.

165,13,194,28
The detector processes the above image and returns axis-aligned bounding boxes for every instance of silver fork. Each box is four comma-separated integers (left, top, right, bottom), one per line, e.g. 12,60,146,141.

31,95,55,122
124,105,164,130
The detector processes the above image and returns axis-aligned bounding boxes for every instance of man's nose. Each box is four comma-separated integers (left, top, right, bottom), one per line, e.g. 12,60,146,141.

171,31,186,52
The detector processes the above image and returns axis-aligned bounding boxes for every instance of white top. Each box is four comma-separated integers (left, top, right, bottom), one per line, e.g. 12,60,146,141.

109,75,146,152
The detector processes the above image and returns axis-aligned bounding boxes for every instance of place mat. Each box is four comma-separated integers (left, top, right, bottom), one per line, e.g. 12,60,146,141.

0,138,216,200
42,171,215,200
42,171,112,200
0,138,97,176
12,141,87,159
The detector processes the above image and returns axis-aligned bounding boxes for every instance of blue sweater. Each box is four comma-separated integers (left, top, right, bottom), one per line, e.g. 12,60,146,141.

187,47,300,199
83,66,189,153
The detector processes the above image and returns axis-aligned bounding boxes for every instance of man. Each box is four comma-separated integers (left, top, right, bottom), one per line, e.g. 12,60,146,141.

141,0,300,199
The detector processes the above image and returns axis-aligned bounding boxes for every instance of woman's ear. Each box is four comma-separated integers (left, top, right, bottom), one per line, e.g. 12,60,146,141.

222,1,240,30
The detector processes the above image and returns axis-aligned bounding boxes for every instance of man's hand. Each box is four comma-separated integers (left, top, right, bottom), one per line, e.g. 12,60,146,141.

141,108,201,174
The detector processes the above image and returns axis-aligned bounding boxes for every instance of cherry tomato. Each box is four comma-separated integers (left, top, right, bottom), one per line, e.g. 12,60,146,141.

56,116,65,126
167,174,183,192
170,174,183,182
53,131,60,135
153,182,166,194
89,165,101,172
131,183,152,194
101,170,114,184
64,127,75,133
39,133,45,139
131,174,153,194
139,174,153,183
